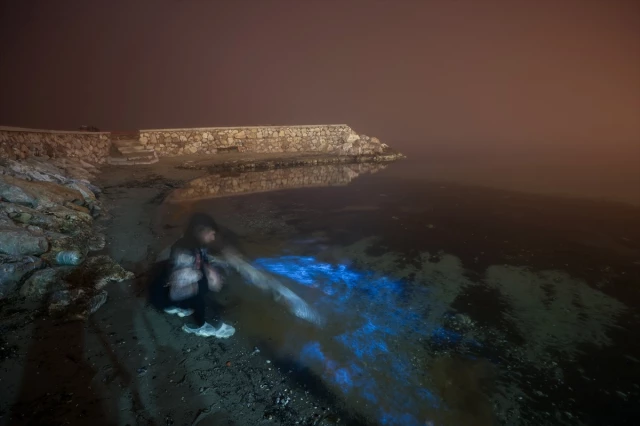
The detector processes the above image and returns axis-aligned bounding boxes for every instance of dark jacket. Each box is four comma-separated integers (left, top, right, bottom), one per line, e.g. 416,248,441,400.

167,213,230,301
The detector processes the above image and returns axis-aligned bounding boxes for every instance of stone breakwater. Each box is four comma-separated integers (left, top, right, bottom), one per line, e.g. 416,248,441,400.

0,125,404,165
166,162,387,203
140,125,397,157
0,127,111,163
0,157,133,320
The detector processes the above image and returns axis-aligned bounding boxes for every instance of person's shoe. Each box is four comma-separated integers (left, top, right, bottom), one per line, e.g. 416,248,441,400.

164,307,194,318
182,322,236,338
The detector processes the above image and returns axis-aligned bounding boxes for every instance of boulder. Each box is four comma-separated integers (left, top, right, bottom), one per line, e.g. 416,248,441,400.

0,158,69,184
0,158,101,196
66,181,97,205
0,175,84,209
43,204,93,230
1,202,66,231
20,266,74,299
1,201,93,237
0,176,37,206
0,254,44,299
0,227,49,256
53,157,99,178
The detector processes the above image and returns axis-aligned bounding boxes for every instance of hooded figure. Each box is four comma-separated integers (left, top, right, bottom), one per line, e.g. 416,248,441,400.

163,213,235,338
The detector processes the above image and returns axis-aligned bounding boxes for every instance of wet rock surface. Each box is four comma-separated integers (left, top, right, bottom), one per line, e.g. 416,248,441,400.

19,266,75,299
0,157,133,321
0,227,49,256
0,254,43,298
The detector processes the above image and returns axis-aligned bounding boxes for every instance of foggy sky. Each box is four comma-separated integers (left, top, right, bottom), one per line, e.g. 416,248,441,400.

1,0,638,159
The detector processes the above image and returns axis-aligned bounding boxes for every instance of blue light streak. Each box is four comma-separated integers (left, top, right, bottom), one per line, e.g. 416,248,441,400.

255,255,478,425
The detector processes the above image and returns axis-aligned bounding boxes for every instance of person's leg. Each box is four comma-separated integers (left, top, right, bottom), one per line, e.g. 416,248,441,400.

164,288,195,317
187,286,206,327
181,279,235,338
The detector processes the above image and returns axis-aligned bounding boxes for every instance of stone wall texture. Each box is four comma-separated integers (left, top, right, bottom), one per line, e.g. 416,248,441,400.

139,125,393,157
0,124,399,163
165,162,387,203
0,127,111,164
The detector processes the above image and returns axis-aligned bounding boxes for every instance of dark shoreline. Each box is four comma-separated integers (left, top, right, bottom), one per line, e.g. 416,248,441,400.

177,152,406,173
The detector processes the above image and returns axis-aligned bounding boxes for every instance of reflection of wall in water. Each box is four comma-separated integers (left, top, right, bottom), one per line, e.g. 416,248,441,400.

166,163,387,202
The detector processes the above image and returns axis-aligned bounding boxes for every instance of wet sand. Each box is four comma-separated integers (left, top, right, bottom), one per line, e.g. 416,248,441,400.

2,157,639,425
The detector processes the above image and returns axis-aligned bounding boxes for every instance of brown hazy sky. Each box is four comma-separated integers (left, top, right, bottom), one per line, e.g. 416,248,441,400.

1,0,638,158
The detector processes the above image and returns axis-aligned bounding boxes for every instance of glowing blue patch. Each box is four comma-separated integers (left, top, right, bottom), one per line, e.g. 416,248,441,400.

254,255,479,425
431,326,463,345
333,368,353,392
300,341,325,363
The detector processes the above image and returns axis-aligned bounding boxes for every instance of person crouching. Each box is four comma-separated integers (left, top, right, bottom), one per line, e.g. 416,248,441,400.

163,213,235,338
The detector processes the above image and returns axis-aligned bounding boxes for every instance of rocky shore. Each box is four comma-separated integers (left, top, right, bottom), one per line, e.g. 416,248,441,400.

0,157,133,321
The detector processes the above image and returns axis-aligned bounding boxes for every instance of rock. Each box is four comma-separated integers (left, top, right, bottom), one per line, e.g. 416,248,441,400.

86,233,106,251
346,132,360,143
2,201,92,235
45,204,93,227
63,202,91,215
90,203,104,218
20,266,74,299
65,181,96,201
1,202,68,232
87,289,108,314
0,227,49,256
49,288,108,321
0,176,37,206
0,159,101,200
0,175,85,209
0,211,16,228
0,158,68,184
0,254,44,299
67,255,134,289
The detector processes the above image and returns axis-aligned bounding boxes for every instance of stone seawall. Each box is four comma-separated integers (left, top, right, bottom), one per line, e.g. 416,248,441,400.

140,125,393,157
165,162,387,203
0,127,111,164
0,124,402,164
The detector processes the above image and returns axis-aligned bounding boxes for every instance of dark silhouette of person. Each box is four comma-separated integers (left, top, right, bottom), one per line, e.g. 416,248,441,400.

159,213,235,338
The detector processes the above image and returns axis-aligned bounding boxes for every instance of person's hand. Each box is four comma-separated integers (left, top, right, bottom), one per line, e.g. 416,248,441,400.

204,265,223,292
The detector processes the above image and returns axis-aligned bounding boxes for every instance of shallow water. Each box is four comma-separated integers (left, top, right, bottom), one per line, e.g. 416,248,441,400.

159,160,640,425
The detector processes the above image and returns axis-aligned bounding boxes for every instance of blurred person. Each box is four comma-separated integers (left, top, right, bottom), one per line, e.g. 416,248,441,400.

163,213,235,338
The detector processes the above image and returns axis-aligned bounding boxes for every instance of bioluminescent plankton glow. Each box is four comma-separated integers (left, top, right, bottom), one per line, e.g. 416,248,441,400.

255,255,479,425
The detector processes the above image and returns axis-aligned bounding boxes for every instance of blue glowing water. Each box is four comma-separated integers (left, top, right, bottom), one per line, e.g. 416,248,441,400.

255,255,479,425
